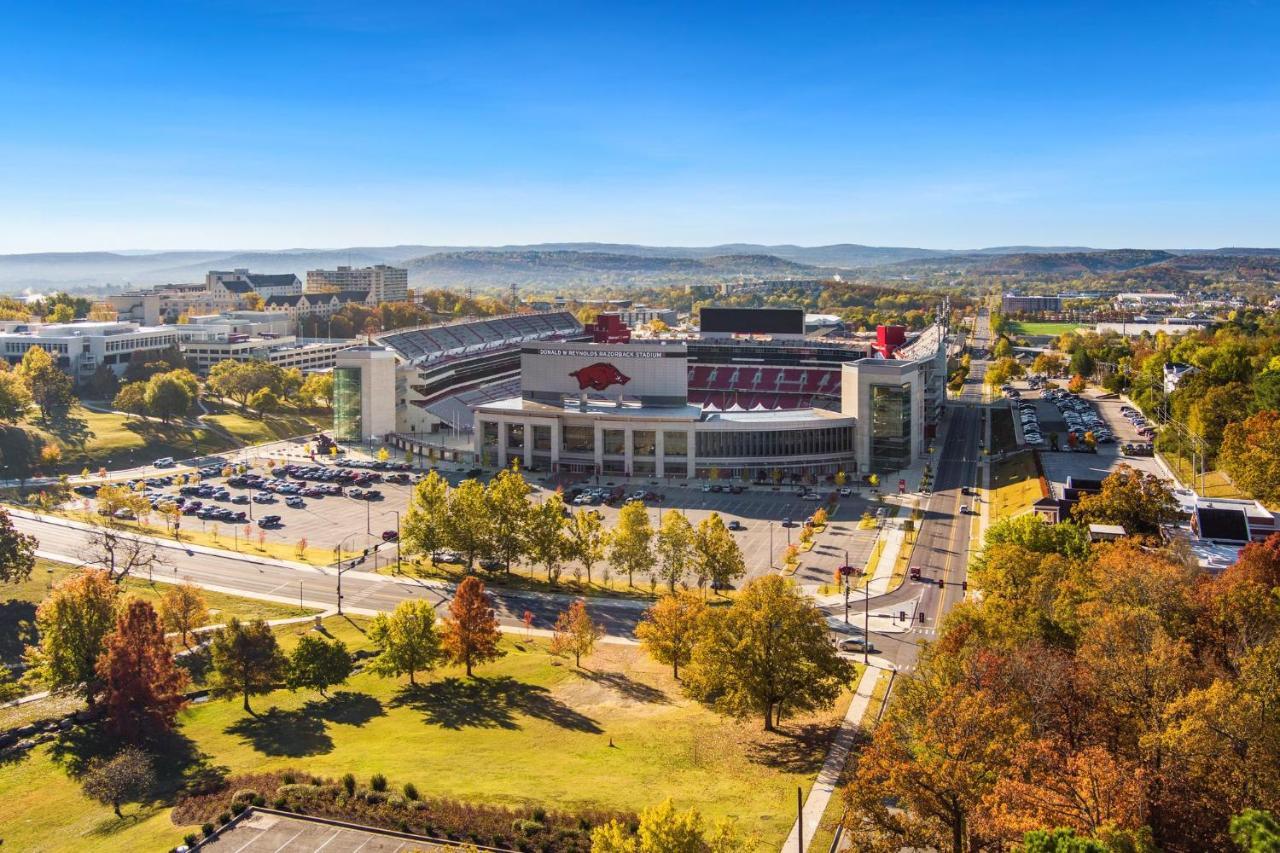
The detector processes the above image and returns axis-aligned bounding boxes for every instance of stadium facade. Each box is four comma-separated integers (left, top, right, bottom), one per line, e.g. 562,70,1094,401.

346,308,948,478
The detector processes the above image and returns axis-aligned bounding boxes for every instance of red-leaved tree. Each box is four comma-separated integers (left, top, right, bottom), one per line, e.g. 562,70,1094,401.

96,599,189,742
442,576,505,677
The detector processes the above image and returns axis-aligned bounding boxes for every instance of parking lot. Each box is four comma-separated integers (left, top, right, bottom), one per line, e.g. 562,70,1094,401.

71,457,886,584
199,809,461,852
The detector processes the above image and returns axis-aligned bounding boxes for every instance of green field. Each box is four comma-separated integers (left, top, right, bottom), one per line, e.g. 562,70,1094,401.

991,452,1044,519
1007,321,1084,337
0,618,850,851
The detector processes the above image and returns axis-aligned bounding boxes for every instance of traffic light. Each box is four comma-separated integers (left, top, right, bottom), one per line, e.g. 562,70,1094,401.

938,578,945,588
961,580,968,591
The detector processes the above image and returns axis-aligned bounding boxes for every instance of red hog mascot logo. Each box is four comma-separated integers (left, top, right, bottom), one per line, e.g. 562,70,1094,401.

570,362,631,391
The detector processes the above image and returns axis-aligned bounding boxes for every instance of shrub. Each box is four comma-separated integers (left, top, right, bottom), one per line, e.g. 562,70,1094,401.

202,823,215,838
513,818,545,835
387,794,406,808
532,806,547,823
282,771,297,784
218,812,231,826
230,801,247,816
232,789,258,804
363,791,387,805
407,800,427,812
403,782,419,800
253,794,265,807
370,773,387,792
341,773,356,795
272,797,286,810
184,833,199,847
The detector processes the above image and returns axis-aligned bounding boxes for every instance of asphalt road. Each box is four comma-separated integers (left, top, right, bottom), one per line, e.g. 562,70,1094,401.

15,514,650,638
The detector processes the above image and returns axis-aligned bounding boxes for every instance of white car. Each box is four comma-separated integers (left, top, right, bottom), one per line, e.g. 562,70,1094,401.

838,487,852,497
801,493,822,501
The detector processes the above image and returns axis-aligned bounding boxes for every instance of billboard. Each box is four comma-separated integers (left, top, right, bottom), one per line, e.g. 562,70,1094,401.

700,307,804,335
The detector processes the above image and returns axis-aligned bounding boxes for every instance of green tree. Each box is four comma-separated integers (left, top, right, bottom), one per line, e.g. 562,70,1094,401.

368,599,441,686
1231,809,1280,852
637,591,707,679
0,507,37,584
441,477,493,571
685,575,853,731
485,467,531,573
1018,827,1110,853
656,509,695,592
18,345,74,421
402,470,449,562
1070,464,1180,537
112,380,149,418
208,617,287,714
993,336,1013,359
693,512,745,594
299,372,333,408
286,633,352,697
81,747,154,818
47,302,76,324
610,500,655,586
143,371,193,423
565,508,610,584
25,569,119,706
247,387,279,417
526,492,568,583
1221,411,1280,504
0,369,32,423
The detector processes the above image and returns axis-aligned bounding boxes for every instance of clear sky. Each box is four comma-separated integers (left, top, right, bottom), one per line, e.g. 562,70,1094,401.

2,1,1278,252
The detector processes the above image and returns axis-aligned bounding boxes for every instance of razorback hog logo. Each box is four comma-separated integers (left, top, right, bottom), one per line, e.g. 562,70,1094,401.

570,362,631,391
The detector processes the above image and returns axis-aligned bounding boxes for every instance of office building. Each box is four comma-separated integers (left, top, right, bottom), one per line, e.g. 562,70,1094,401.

306,265,409,303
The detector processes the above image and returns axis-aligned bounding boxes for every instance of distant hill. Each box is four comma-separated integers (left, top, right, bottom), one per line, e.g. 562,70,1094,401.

401,250,828,287
0,243,1275,292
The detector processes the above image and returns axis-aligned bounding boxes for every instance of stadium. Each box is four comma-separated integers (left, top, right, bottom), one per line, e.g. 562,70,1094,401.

334,307,949,479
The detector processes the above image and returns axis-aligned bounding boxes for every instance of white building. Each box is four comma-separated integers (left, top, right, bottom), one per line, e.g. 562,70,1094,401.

333,347,398,442
207,269,303,299
306,265,409,303
175,312,358,374
0,321,181,379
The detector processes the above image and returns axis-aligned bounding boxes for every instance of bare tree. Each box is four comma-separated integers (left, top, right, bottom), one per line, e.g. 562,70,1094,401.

85,529,165,583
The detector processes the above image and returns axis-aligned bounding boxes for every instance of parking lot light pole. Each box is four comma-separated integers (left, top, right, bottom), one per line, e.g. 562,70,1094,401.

864,581,870,665
335,531,361,616
769,522,774,568
392,510,401,575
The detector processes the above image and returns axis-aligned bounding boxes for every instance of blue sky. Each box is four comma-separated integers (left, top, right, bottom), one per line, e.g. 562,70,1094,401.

1,1,1278,252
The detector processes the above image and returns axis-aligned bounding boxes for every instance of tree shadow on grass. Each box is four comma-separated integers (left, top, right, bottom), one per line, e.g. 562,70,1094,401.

0,598,37,660
390,676,602,733
51,723,225,802
578,669,670,704
745,721,851,774
45,410,91,449
224,707,334,757
303,690,384,727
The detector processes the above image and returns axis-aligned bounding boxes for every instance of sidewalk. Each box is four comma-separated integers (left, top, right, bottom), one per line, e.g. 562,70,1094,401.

780,665,881,853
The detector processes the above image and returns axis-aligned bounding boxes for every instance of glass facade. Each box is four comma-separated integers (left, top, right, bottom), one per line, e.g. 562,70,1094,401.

870,383,913,471
533,425,552,451
506,422,524,450
563,425,594,453
664,431,688,456
332,367,363,441
603,429,625,455
633,430,656,456
695,426,853,459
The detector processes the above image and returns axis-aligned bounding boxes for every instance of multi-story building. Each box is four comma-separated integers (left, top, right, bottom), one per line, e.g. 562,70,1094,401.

0,321,182,379
1001,293,1062,314
175,312,358,374
105,283,241,325
615,305,679,328
207,269,303,300
305,265,409,303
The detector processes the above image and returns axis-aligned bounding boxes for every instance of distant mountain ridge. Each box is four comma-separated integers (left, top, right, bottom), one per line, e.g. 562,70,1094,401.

0,242,1277,291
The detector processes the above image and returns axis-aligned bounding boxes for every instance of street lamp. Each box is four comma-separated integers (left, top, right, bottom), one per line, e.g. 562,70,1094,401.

768,521,774,568
334,531,363,616
391,509,401,575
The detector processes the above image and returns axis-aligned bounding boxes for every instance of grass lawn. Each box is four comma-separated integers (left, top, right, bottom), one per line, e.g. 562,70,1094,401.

1007,321,1083,337
990,452,1043,519
1164,454,1250,500
990,407,1017,455
17,406,232,474
202,410,323,446
0,623,852,852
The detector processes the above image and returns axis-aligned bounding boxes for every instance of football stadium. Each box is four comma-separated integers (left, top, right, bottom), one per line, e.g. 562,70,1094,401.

333,307,949,479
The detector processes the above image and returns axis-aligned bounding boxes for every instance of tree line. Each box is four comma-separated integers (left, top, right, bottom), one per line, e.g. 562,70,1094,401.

400,468,747,593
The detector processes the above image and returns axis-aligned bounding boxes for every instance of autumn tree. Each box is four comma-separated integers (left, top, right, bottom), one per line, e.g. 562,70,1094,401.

82,747,154,818
401,470,449,562
685,575,852,731
368,599,441,686
18,344,74,421
636,591,707,679
655,509,695,592
442,576,504,677
299,372,333,409
0,369,33,423
1220,410,1280,504
208,617,287,714
551,598,604,667
565,508,609,584
1070,464,1180,537
591,799,750,852
610,499,655,586
0,507,37,584
484,466,531,573
159,582,209,647
692,512,745,594
113,381,148,418
525,492,568,583
143,370,194,422
96,599,189,742
286,633,352,697
25,569,119,706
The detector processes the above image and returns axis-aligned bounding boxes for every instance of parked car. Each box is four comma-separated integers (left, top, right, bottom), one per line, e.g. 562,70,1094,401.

727,520,745,531
257,515,282,528
284,496,304,508
838,637,878,654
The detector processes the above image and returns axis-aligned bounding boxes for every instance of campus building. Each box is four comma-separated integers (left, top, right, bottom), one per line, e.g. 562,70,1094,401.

305,265,409,303
1001,293,1062,314
0,320,181,379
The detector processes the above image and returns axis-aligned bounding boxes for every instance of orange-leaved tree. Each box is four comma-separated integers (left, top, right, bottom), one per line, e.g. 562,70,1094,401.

96,599,189,742
442,576,504,677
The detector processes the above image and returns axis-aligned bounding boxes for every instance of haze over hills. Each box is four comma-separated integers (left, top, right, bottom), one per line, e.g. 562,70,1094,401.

0,243,1278,292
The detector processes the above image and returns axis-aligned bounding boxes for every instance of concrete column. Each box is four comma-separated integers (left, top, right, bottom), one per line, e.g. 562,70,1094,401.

655,429,665,478
623,428,634,477
686,427,697,479
593,422,604,474
523,420,534,470
550,421,561,468
497,418,508,468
